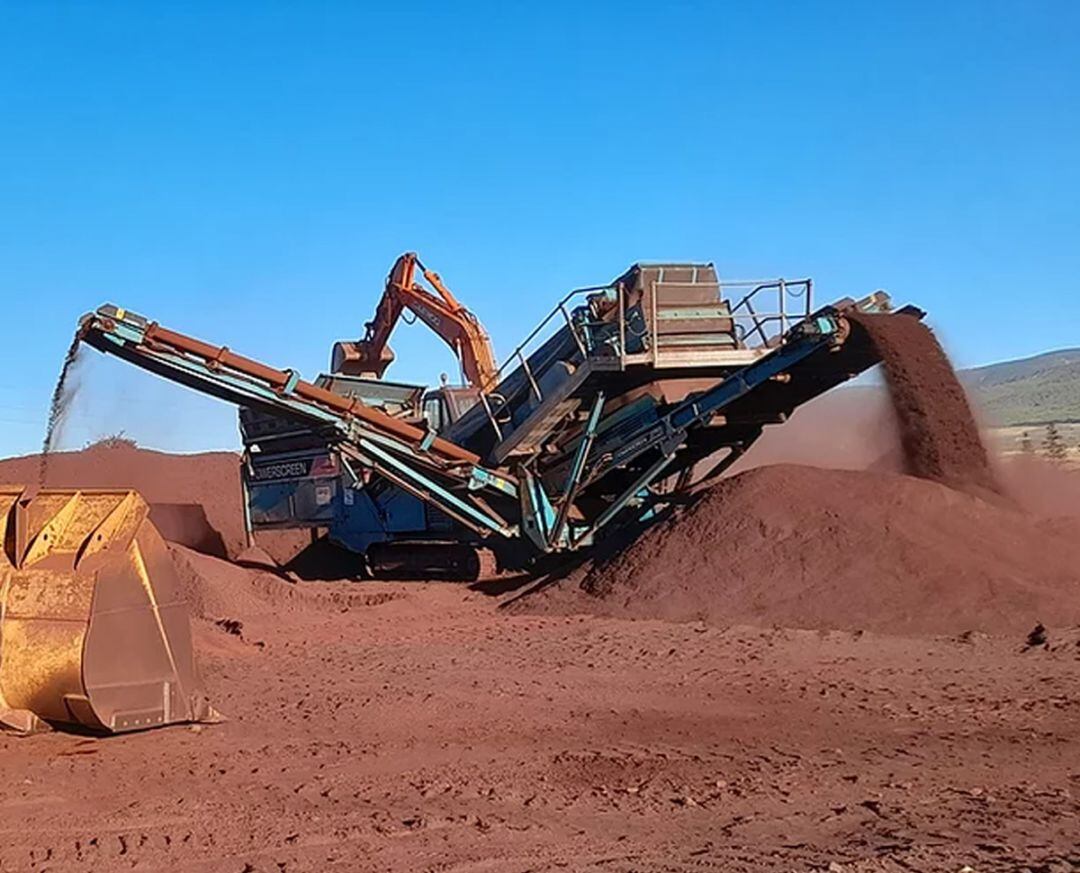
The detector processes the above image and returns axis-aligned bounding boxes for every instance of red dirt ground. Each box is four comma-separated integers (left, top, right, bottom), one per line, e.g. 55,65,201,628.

3,547,1080,872
524,463,1080,634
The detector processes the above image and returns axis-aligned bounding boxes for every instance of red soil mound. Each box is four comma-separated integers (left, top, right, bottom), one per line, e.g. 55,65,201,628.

0,445,326,563
0,445,247,557
169,544,403,629
851,313,1000,495
530,464,1080,635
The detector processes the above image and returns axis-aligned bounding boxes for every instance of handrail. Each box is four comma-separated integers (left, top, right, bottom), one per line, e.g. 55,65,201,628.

492,275,816,387
474,283,615,437
488,283,612,385
475,273,817,440
727,278,813,347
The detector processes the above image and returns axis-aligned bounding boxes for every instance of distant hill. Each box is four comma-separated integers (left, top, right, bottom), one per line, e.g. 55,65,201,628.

961,348,1080,426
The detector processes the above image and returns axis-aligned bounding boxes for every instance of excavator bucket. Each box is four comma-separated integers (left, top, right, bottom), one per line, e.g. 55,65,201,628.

0,487,217,734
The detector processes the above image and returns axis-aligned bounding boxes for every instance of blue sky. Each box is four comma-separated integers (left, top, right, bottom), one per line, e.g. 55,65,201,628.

2,1,1077,457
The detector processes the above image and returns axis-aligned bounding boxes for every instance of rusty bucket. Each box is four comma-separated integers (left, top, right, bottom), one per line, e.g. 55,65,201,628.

0,487,217,733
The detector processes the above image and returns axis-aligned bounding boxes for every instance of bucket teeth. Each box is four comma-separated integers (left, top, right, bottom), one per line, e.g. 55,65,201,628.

0,487,217,734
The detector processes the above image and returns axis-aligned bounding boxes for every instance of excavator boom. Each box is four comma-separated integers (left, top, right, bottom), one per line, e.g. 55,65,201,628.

331,253,499,390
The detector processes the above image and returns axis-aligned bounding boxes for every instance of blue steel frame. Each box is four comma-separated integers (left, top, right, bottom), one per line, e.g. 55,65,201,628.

79,304,844,558
81,309,520,540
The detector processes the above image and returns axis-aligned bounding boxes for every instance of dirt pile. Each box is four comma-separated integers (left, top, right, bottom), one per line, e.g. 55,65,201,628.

0,445,248,557
170,545,291,623
524,464,1080,634
0,445,328,564
851,312,1000,495
170,544,392,620
168,544,403,656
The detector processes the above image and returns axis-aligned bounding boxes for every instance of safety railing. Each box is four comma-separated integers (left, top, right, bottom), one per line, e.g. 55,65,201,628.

477,284,615,440
614,274,815,364
726,278,813,348
491,285,608,382
475,275,815,438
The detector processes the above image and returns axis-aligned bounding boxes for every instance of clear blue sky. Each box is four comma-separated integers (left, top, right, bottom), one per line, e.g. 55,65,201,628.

2,1,1077,457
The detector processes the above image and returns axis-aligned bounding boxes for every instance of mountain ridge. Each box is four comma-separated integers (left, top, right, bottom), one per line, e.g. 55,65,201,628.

959,347,1080,426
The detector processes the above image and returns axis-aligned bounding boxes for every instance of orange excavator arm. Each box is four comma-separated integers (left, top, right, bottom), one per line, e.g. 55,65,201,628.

331,253,499,391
